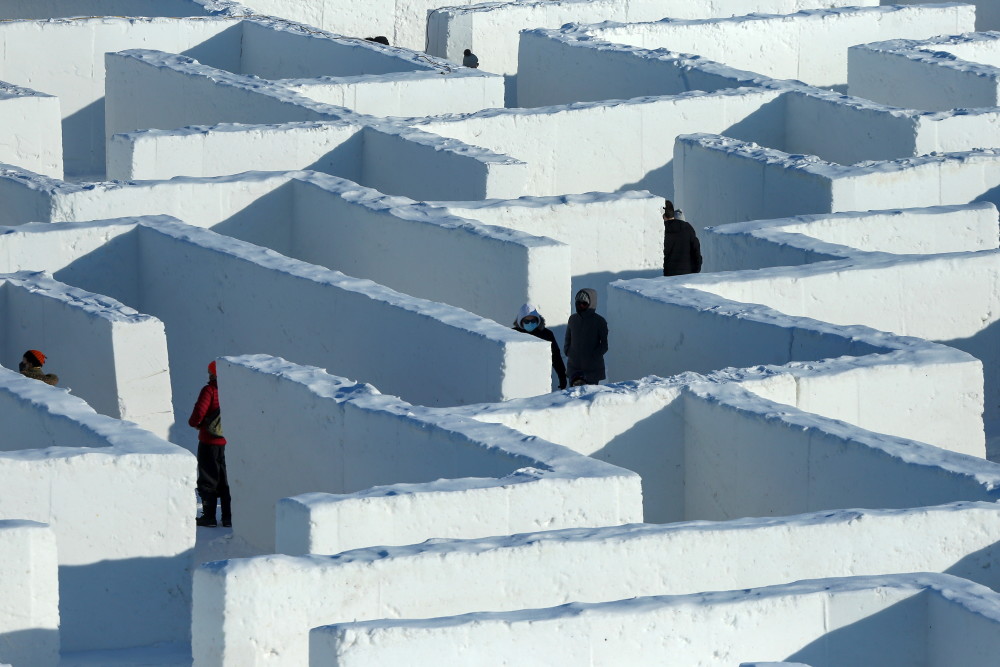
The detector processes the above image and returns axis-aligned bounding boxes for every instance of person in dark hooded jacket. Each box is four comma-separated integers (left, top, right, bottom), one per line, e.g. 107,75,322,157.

662,200,702,276
564,288,608,385
513,303,567,390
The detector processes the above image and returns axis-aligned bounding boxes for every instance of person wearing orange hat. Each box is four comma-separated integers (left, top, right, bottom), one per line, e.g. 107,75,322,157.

18,349,58,386
189,360,231,527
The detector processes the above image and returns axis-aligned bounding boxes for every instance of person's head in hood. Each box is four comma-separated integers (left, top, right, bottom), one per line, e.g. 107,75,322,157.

575,288,597,315
662,200,676,220
515,303,544,332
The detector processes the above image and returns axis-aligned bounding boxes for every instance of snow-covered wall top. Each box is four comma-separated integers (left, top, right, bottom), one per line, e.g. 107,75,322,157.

312,573,1000,666
194,502,1000,665
219,355,641,554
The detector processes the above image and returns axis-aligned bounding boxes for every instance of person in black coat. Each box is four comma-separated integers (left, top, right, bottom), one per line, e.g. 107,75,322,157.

564,288,608,386
513,303,567,390
662,200,702,276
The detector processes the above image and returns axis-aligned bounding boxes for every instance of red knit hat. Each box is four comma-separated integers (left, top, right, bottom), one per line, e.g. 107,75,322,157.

208,361,217,376
26,350,46,366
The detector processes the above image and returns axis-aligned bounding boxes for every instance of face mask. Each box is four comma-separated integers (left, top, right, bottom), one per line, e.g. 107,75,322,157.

523,320,539,332
575,302,589,314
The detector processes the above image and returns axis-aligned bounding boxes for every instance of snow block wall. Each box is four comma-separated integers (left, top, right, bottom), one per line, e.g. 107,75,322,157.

0,367,194,651
702,204,1000,272
0,16,245,177
0,0,245,19
413,87,787,198
850,33,1000,111
0,216,554,413
0,167,567,329
435,190,663,312
516,3,974,107
0,272,174,439
0,520,58,667
0,83,62,178
604,279,984,455
194,502,1000,666
216,355,641,554
282,69,505,117
311,574,1000,667
426,0,877,79
588,5,976,89
674,134,1000,228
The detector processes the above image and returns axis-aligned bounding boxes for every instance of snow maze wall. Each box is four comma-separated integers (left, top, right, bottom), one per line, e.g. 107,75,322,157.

3,0,1000,665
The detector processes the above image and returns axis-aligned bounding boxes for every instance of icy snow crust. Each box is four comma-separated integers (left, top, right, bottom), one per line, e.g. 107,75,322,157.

1,0,1000,666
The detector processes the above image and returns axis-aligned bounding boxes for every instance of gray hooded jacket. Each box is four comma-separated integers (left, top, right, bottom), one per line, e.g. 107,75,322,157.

564,288,608,384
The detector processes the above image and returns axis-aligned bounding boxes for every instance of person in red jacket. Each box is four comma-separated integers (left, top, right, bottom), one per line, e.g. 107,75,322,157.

189,361,231,527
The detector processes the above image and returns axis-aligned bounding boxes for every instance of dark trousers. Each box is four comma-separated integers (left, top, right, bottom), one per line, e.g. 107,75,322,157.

197,443,231,522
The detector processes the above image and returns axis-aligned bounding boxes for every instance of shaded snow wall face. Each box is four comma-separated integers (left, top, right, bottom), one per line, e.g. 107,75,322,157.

0,217,553,423
0,367,195,652
216,356,640,554
0,87,62,178
0,17,244,177
414,87,787,199
0,0,232,19
0,521,58,667
289,177,570,330
425,0,879,78
106,123,526,200
0,276,174,439
0,168,568,331
849,34,1000,112
701,205,1000,272
516,4,974,107
696,252,1000,428
193,503,1000,666
436,191,662,315
589,5,976,88
604,281,984,456
104,49,340,140
283,71,506,118
315,576,1000,666
674,135,1000,228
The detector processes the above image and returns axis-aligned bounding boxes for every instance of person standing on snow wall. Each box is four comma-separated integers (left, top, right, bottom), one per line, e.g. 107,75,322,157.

662,199,702,276
564,288,608,386
513,303,567,390
189,360,231,528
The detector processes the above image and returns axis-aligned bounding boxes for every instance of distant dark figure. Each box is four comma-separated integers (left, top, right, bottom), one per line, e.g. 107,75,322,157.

366,35,390,46
462,48,479,68
513,303,567,390
19,349,58,386
662,199,702,276
190,361,231,528
564,288,608,386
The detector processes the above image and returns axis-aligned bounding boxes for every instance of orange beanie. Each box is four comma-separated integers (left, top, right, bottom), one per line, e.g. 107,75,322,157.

26,350,46,366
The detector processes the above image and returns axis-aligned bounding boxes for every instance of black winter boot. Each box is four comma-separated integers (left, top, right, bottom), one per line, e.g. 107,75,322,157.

197,494,218,527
